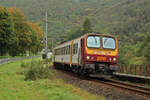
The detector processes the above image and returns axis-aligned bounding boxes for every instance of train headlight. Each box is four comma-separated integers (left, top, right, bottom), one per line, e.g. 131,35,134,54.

113,58,117,62
86,56,90,60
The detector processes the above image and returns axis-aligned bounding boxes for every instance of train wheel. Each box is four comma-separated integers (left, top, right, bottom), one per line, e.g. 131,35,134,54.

78,69,88,79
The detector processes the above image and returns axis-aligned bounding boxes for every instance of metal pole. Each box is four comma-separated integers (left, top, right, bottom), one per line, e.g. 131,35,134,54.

45,11,48,57
51,39,53,51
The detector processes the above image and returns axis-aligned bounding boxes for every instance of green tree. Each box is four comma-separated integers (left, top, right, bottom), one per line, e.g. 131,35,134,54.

9,8,32,56
27,22,44,55
8,8,44,56
82,18,92,34
143,43,150,64
142,32,150,64
0,7,14,56
66,27,82,41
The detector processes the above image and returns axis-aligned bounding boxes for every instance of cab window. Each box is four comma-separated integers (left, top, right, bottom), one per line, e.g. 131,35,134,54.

87,36,100,48
102,37,116,49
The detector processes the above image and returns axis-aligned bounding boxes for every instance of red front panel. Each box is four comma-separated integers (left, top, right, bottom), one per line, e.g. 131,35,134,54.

81,35,118,65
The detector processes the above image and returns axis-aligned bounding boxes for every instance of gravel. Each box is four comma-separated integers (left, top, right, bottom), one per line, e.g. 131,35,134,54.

52,68,150,100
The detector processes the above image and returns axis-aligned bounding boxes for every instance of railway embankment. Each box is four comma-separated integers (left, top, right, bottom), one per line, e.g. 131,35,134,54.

52,66,150,100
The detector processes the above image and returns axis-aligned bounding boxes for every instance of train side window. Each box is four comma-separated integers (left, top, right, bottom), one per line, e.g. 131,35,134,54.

67,46,69,54
76,43,78,54
58,49,59,55
66,46,68,55
63,47,64,55
67,46,68,54
62,47,63,55
60,48,61,55
73,43,78,54
68,45,70,54
69,46,70,54
73,44,74,54
65,46,67,55
63,47,65,55
74,44,77,54
64,47,66,55
56,49,57,55
73,44,76,54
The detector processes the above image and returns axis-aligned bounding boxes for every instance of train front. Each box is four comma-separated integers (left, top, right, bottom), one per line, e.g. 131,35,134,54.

83,34,118,75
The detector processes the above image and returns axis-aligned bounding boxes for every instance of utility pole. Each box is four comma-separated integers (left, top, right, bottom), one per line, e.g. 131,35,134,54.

42,11,48,60
45,11,48,58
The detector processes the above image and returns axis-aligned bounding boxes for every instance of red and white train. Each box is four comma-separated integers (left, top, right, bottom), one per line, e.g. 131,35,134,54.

52,33,118,76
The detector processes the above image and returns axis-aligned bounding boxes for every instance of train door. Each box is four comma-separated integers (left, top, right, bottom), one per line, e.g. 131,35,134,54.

80,38,84,66
70,41,73,67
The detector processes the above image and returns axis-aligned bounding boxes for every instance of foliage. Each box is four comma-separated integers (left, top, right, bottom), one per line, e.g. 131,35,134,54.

8,8,31,56
24,60,53,80
66,18,92,41
0,6,14,56
83,18,93,34
66,27,82,41
20,61,27,68
0,7,44,56
27,22,44,54
140,32,150,64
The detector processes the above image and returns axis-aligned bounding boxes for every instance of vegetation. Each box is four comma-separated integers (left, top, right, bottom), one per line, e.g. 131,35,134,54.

0,7,44,57
0,59,104,100
83,18,93,34
21,60,53,80
0,7,14,56
1,0,150,64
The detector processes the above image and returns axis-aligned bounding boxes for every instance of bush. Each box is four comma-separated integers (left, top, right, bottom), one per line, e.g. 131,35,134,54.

21,61,28,68
24,60,53,81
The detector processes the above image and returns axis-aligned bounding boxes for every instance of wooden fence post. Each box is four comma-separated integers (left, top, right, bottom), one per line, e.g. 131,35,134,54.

140,65,143,76
130,64,132,75
134,65,137,75
145,65,149,76
122,64,124,73
126,64,128,74
118,64,120,73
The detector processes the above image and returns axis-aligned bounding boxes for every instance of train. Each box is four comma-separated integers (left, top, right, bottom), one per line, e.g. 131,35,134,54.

52,33,118,77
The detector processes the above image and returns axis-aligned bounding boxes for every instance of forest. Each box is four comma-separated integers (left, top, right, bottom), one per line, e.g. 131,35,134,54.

0,0,150,64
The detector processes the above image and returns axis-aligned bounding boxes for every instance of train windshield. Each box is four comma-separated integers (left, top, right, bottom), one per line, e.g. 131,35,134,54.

102,37,116,49
87,36,100,48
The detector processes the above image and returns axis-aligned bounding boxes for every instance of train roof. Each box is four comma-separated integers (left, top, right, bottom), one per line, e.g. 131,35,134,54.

53,33,117,50
86,33,117,38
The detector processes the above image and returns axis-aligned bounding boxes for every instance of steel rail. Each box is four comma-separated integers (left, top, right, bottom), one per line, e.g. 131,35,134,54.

92,78,150,98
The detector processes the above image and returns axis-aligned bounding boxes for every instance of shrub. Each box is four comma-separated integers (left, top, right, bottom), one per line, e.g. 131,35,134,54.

24,60,53,81
21,61,27,68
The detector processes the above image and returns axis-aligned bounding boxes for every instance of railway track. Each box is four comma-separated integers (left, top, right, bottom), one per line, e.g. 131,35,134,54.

92,78,150,98
53,67,150,98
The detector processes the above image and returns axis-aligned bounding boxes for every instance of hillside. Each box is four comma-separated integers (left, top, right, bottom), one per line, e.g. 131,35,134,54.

1,0,150,64
1,0,149,39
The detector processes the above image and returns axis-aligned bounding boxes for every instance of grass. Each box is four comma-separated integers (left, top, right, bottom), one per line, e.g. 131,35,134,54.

0,58,105,100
